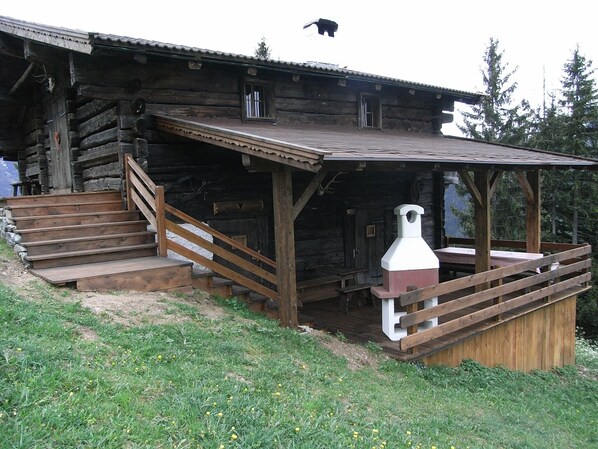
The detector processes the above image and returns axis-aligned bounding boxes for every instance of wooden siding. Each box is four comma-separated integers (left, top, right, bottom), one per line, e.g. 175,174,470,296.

69,51,441,132
420,296,577,371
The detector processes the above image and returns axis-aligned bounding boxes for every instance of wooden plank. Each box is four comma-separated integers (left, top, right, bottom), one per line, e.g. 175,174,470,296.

273,167,299,326
79,127,119,150
82,161,120,180
292,170,328,221
167,240,278,300
130,189,156,228
76,264,192,292
78,106,118,138
166,220,277,285
77,142,120,167
400,273,591,351
399,258,591,328
76,99,114,122
129,170,157,212
126,154,156,194
399,245,591,307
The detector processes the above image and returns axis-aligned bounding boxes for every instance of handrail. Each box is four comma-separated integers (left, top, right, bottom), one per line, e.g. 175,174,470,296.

394,244,592,353
125,154,167,256
444,236,586,253
164,204,276,269
124,154,278,300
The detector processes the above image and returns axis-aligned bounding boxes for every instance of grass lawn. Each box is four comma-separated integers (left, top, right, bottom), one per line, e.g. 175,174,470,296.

1,245,597,448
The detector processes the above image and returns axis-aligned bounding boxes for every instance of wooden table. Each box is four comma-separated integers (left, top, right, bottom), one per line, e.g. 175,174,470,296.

434,247,544,273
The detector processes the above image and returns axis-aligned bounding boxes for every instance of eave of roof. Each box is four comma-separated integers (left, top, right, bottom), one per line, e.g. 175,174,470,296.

0,15,92,54
152,116,598,172
0,15,483,105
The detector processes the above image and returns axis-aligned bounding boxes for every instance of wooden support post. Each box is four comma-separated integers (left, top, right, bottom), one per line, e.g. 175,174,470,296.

474,171,491,288
155,185,167,257
272,167,299,327
517,170,541,254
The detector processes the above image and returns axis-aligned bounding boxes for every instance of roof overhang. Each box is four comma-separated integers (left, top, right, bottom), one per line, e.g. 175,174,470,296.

152,115,598,173
0,16,92,54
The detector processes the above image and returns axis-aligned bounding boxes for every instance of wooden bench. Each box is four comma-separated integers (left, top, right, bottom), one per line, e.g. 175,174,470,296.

296,268,368,308
297,275,342,305
336,283,372,313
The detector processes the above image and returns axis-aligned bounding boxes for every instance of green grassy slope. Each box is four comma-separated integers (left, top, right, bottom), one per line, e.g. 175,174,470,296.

0,246,597,448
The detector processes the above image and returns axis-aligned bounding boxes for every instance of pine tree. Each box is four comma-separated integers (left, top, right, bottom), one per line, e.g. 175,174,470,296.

254,37,271,60
531,47,598,339
455,38,531,240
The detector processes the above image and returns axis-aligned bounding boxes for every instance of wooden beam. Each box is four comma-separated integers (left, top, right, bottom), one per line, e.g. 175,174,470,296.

292,170,328,221
515,171,535,203
458,170,482,208
9,62,34,96
272,166,299,327
474,170,491,276
488,171,503,199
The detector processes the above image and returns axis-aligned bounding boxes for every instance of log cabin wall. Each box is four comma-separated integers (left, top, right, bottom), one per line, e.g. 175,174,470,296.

17,104,47,193
63,50,447,274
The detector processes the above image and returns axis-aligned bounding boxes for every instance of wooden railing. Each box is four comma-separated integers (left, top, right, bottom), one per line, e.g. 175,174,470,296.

395,243,592,354
124,154,278,300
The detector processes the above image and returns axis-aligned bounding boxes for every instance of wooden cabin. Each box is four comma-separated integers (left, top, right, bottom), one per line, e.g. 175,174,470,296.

1,16,596,371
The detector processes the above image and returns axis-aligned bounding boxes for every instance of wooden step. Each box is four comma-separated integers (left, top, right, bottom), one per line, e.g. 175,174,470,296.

13,210,142,230
7,200,123,217
24,231,156,256
18,220,149,243
191,270,234,296
31,256,193,292
4,190,121,206
26,243,158,269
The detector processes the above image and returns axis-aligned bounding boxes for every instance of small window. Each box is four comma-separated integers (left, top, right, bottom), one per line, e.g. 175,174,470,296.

359,94,381,129
243,81,273,120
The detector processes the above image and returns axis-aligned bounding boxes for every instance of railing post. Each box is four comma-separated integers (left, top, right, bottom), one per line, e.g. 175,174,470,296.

155,185,167,257
125,154,134,211
405,285,419,355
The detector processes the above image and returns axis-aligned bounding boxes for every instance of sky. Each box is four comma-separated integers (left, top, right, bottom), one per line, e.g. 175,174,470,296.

3,0,597,135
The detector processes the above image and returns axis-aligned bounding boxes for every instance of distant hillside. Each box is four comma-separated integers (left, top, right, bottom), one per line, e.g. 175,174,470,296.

444,183,468,238
0,157,18,197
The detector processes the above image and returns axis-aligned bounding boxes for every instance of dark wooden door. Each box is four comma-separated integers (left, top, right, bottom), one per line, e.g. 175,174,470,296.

48,92,72,192
345,209,391,284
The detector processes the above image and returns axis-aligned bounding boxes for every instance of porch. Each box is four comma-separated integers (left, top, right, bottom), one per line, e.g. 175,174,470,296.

300,240,590,370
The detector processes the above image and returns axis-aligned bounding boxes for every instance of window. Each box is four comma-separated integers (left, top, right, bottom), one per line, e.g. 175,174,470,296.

243,81,273,120
360,94,381,129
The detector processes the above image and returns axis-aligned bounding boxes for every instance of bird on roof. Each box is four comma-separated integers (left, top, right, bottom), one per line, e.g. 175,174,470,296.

303,18,338,37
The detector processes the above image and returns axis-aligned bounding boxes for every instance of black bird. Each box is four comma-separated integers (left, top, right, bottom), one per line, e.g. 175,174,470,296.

303,18,338,37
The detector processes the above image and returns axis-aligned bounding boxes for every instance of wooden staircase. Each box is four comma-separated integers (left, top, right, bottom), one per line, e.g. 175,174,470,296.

3,191,193,292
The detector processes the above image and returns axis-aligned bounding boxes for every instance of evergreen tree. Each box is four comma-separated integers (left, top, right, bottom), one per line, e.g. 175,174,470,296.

455,38,531,240
531,47,598,339
533,47,598,246
254,37,271,59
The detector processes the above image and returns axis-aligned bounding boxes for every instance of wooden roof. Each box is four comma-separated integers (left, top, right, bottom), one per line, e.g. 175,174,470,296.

153,115,598,173
0,15,482,105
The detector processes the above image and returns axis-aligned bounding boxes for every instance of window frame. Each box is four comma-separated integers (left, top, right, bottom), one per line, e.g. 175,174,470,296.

242,79,275,122
359,93,382,129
